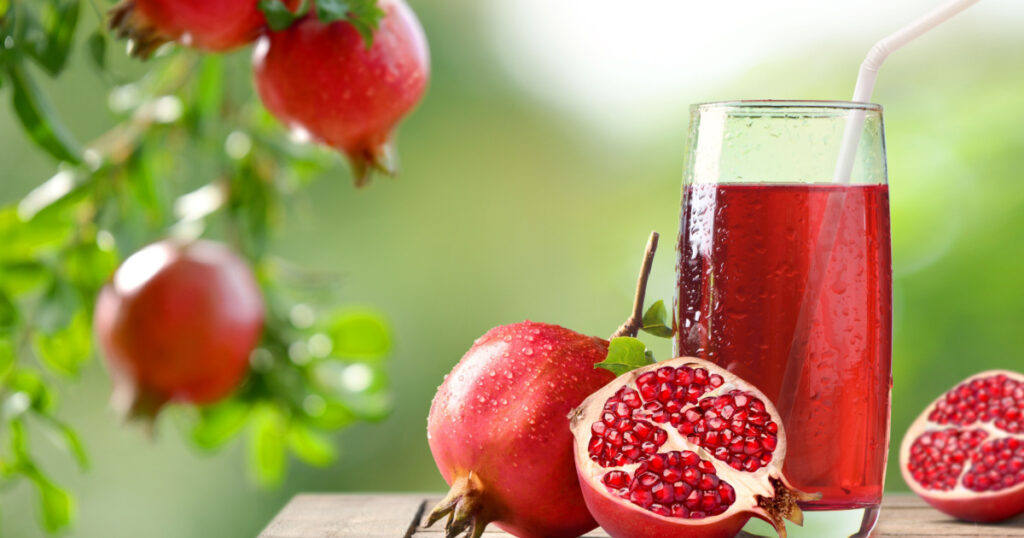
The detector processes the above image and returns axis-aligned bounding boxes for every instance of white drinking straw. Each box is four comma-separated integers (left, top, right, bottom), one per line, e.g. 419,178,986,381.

833,0,981,183
778,0,980,420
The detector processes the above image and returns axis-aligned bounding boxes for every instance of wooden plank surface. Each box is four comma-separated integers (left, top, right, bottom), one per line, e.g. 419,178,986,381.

259,493,1024,537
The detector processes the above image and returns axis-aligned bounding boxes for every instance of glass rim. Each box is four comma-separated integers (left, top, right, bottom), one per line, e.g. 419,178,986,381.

691,100,882,113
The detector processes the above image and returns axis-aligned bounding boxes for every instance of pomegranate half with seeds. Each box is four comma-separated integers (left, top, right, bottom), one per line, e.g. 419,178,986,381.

570,357,815,538
900,370,1024,522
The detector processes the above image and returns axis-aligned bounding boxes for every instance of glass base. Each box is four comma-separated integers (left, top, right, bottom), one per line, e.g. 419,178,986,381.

741,504,880,538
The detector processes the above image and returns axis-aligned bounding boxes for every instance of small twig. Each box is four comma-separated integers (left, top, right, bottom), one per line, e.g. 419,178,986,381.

611,231,660,339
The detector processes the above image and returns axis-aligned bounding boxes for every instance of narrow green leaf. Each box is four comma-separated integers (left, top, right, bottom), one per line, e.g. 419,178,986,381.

286,424,336,466
29,0,80,75
328,311,391,361
0,335,14,378
6,62,81,163
258,0,309,31
193,55,223,133
192,400,250,449
27,470,74,533
0,291,17,328
41,417,89,470
641,300,675,338
595,337,655,376
33,310,91,377
9,419,29,460
249,407,287,487
86,30,106,70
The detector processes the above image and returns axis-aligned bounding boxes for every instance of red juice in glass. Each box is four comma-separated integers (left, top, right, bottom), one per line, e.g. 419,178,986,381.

676,183,892,507
674,102,892,536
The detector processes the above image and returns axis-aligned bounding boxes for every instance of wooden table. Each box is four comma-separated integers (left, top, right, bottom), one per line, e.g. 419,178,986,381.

259,493,1024,537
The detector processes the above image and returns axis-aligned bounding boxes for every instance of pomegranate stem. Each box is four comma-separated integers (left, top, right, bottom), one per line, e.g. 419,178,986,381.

611,231,660,339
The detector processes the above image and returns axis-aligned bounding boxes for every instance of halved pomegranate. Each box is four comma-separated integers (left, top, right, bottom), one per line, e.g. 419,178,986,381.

900,370,1024,522
570,357,815,538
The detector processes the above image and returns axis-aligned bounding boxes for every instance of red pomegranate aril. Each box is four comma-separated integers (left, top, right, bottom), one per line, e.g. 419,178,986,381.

901,370,1024,523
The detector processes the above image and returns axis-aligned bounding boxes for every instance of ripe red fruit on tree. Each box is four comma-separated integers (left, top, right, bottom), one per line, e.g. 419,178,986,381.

900,370,1024,522
252,0,429,187
426,321,614,538
570,357,816,538
109,0,273,58
94,239,265,418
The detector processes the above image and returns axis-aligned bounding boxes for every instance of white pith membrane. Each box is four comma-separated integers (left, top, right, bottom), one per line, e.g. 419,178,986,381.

900,370,1024,500
570,357,804,532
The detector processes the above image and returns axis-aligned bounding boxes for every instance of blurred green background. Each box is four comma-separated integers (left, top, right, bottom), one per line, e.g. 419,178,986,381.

2,0,1023,536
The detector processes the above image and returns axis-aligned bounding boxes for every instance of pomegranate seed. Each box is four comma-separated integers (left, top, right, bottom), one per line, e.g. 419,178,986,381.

650,503,671,516
604,471,630,488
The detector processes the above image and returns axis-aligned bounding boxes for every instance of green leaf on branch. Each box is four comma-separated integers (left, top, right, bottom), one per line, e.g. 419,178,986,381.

192,401,250,450
641,300,674,338
249,407,287,487
40,417,89,470
314,0,384,46
286,423,336,466
27,0,80,75
258,0,309,31
6,62,81,164
327,311,391,361
86,30,106,71
595,337,656,376
33,310,91,377
34,279,78,334
0,291,17,328
27,468,75,533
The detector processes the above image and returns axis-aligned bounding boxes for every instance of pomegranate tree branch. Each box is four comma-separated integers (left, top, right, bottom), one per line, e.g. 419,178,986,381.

611,231,660,339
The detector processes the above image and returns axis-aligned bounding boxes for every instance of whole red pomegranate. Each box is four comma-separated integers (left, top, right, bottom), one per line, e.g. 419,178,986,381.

900,370,1024,522
109,0,273,58
94,239,265,418
252,0,429,187
570,357,815,538
426,321,614,538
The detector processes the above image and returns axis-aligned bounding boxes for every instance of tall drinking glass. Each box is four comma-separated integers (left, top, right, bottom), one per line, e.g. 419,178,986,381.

674,101,892,537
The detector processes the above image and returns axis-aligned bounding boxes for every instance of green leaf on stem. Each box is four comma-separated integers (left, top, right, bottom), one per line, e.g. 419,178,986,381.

595,337,656,376
192,400,250,449
0,291,17,328
86,30,106,70
249,406,287,487
33,310,91,377
286,423,336,466
39,416,89,470
314,0,384,46
192,56,223,134
34,278,78,334
62,242,118,295
8,370,56,414
258,0,309,31
6,62,81,163
327,311,391,361
28,0,80,75
641,300,674,338
27,468,75,533
0,335,15,379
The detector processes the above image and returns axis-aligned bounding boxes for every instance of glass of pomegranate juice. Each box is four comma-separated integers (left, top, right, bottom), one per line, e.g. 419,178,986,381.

674,101,892,537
